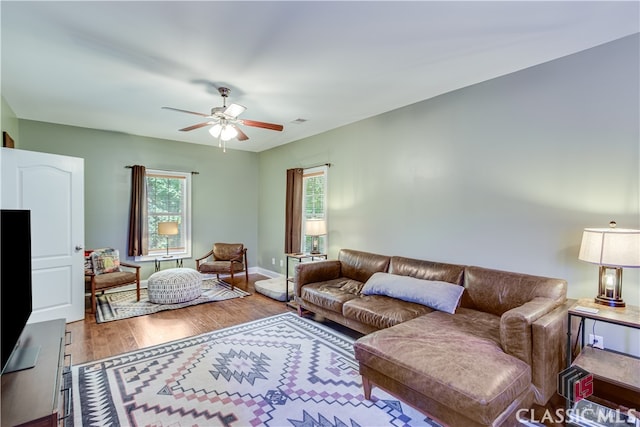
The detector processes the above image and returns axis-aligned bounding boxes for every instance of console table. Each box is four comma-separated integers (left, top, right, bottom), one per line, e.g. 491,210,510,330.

566,298,640,410
154,255,184,272
285,253,327,303
1,318,71,427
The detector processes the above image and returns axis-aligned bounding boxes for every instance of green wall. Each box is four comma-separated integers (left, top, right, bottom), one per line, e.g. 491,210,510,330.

258,35,640,353
16,121,259,280
1,96,19,145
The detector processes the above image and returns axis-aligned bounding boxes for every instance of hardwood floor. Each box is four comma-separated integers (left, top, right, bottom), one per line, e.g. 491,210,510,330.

66,273,289,364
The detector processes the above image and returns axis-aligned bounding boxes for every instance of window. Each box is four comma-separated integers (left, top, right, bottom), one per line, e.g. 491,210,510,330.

302,166,328,254
136,169,192,261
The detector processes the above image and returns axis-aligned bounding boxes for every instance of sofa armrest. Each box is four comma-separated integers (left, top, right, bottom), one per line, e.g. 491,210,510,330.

294,260,341,297
530,299,575,405
500,297,558,365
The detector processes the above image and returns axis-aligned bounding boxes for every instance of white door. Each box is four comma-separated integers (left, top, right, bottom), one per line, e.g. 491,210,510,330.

1,148,85,323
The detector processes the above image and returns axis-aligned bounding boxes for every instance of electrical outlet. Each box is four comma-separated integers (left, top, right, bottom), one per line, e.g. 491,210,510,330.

271,258,275,265
280,259,284,267
589,334,604,349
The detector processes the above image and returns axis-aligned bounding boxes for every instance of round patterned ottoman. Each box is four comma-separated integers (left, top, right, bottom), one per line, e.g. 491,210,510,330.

147,268,202,304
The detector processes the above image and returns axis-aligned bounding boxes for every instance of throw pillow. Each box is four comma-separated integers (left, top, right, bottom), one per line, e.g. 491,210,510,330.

90,248,121,275
361,272,464,314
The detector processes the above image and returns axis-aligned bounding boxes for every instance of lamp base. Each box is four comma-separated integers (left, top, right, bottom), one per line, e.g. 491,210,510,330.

594,296,625,308
595,266,625,307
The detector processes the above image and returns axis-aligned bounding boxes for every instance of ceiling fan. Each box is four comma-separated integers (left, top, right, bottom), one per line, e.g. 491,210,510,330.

162,87,284,151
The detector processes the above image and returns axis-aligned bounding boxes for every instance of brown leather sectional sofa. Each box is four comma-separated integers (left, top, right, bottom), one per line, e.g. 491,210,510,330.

294,248,571,427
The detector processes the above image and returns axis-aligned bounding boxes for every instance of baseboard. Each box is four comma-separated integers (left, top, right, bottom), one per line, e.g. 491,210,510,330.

85,268,281,297
253,266,282,278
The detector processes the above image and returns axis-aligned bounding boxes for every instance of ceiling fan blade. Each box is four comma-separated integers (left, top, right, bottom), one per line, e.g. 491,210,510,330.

179,122,212,132
224,103,246,118
240,119,284,131
234,126,249,141
162,106,210,117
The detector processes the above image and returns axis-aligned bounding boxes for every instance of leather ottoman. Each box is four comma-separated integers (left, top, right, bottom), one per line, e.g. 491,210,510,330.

354,313,535,427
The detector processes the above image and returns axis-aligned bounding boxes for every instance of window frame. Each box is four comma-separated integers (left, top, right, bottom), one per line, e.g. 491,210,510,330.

135,169,192,262
302,165,328,254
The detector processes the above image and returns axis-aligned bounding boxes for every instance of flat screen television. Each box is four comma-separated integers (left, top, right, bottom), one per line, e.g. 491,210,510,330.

1,209,38,374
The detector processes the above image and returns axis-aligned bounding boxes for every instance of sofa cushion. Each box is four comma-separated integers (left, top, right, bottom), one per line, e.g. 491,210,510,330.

361,272,464,314
461,266,567,316
389,256,465,284
300,278,361,313
343,294,433,330
338,249,390,283
354,313,531,425
435,307,502,346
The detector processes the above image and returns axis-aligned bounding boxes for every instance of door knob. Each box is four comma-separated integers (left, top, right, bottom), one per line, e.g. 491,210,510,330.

75,246,83,252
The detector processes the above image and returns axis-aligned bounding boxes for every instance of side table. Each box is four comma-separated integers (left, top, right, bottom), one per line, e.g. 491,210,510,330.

566,298,640,411
285,253,328,304
154,255,184,272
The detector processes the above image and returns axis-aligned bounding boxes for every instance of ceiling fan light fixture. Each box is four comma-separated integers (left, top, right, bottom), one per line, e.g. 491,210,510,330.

222,125,238,140
209,123,222,138
209,123,238,141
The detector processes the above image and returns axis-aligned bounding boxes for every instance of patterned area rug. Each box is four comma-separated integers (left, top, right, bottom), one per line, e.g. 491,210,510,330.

72,312,442,426
95,279,250,323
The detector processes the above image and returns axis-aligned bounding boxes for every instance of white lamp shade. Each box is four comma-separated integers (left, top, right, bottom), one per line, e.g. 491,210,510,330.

305,219,327,236
209,123,238,141
579,227,640,267
209,123,222,138
158,221,179,236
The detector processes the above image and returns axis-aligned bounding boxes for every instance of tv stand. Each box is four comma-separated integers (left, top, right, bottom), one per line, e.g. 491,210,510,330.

1,319,70,426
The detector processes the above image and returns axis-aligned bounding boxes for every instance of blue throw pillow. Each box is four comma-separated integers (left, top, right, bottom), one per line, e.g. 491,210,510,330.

361,272,464,314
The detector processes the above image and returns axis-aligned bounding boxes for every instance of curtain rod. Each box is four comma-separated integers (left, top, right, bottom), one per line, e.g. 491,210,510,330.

125,165,199,175
304,163,332,170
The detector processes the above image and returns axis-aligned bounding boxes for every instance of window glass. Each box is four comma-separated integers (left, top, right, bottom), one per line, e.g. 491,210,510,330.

302,166,328,254
137,169,191,260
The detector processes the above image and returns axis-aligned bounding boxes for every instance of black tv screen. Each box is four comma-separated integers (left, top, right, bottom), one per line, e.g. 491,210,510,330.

1,209,34,373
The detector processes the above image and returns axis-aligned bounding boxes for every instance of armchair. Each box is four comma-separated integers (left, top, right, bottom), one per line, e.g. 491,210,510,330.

85,248,140,313
195,243,248,290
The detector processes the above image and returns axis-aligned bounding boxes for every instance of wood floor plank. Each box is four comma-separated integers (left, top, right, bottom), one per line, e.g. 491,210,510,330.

66,273,289,364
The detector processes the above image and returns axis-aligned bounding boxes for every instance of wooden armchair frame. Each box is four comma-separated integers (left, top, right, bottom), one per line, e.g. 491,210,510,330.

195,244,248,290
86,261,141,313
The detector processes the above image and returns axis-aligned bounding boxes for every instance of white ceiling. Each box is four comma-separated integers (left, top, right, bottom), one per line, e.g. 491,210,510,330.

2,1,638,152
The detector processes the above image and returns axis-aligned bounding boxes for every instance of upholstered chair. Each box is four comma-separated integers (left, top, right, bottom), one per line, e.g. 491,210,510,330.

195,243,248,290
85,248,141,313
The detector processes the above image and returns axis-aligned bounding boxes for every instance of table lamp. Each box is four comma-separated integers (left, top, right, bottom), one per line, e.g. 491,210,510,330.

158,221,179,257
305,219,327,254
578,221,640,307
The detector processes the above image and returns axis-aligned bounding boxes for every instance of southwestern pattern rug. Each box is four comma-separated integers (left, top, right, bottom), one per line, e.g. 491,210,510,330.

72,312,441,426
96,279,250,323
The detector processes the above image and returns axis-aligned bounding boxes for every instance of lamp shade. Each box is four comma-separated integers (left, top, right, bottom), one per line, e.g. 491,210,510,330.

305,219,327,236
209,123,238,141
579,227,640,267
158,221,179,236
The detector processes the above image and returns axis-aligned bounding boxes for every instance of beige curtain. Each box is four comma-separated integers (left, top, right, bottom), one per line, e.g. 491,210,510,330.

284,168,303,254
127,165,148,257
